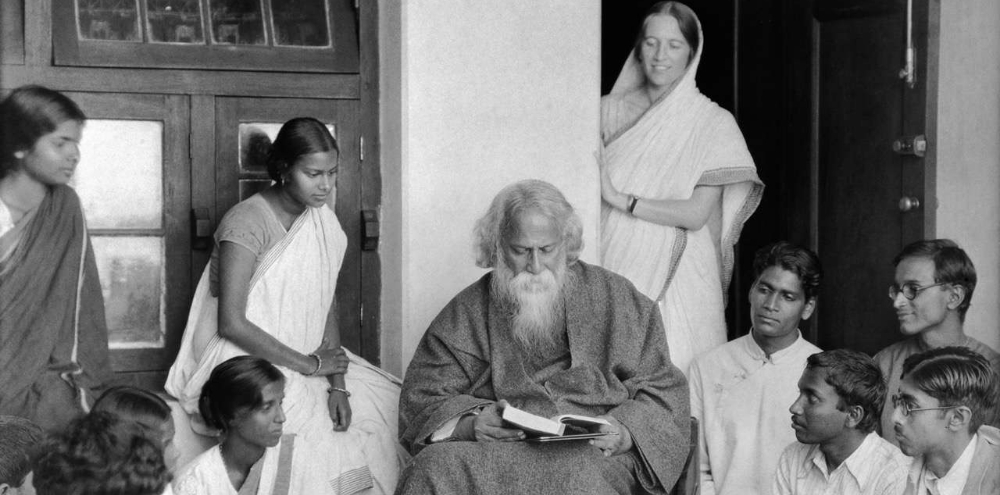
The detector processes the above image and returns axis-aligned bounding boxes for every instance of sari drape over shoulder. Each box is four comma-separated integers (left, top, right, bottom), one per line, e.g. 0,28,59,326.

173,435,297,495
600,19,763,373
166,199,405,495
0,185,112,430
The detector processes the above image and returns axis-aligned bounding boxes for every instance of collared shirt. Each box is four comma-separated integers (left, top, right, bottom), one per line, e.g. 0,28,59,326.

689,331,822,495
917,434,977,495
773,432,911,495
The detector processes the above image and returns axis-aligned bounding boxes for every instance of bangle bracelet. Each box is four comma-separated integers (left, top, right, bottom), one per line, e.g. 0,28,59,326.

305,353,322,376
627,195,639,215
328,387,351,397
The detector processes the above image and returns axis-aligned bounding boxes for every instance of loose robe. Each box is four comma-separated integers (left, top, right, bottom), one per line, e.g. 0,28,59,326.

398,261,690,494
0,185,112,430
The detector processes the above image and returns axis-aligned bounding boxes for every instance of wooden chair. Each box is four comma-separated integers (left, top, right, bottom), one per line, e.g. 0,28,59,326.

670,417,700,495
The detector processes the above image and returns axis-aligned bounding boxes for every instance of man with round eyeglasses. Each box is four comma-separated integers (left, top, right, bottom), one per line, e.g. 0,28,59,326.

892,347,1000,495
875,239,1000,446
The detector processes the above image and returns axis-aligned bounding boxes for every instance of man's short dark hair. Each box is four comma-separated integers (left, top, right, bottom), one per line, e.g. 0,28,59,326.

901,346,998,433
806,349,886,434
893,239,976,321
0,415,43,488
752,241,823,300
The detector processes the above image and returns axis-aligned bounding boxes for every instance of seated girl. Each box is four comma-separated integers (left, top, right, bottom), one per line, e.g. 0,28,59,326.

173,356,290,495
91,385,180,473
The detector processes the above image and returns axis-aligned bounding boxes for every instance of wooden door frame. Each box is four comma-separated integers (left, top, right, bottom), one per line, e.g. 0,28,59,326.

1,0,384,380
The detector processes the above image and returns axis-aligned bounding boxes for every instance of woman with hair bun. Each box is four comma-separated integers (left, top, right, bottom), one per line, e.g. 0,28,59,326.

0,85,112,430
32,411,170,495
173,356,288,495
167,117,405,494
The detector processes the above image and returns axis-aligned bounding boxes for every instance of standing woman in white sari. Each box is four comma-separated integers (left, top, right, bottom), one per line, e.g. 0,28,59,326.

600,2,764,375
167,118,406,494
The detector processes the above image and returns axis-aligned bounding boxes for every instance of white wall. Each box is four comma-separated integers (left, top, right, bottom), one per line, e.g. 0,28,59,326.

931,0,1000,351
379,1,603,376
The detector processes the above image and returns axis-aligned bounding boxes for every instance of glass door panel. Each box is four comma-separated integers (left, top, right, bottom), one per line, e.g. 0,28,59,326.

67,92,191,373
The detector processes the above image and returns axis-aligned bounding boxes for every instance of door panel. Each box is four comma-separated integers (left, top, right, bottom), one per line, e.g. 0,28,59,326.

67,92,191,372
213,98,365,355
812,1,927,353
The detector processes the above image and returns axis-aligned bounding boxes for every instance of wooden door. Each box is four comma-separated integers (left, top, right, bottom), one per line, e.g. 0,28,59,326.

212,97,368,355
811,0,929,353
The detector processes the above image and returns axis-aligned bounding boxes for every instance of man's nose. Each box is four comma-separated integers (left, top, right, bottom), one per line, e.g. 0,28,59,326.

526,250,543,274
892,291,909,309
789,397,803,415
765,293,779,311
890,404,904,426
276,407,286,424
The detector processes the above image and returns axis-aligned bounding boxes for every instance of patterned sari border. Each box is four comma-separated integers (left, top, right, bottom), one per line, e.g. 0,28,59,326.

270,434,296,495
329,465,374,495
248,209,311,292
656,229,687,302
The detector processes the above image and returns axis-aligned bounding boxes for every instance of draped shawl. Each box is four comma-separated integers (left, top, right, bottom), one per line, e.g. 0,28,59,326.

166,200,405,495
399,261,690,493
0,185,112,430
600,17,763,303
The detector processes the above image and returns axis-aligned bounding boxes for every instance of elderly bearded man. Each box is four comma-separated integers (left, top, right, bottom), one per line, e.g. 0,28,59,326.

395,180,690,495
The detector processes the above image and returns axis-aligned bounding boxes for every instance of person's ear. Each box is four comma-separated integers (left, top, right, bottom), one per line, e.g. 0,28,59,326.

947,405,972,432
13,150,25,160
800,297,817,321
845,404,864,429
0,482,12,495
946,285,966,311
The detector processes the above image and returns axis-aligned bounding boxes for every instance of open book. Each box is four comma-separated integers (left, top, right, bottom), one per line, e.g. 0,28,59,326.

501,404,613,439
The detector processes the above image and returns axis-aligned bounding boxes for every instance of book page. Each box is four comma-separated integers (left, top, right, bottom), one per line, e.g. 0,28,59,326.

501,405,565,437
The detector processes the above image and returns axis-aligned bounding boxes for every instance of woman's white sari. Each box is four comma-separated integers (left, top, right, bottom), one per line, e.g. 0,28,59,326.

600,17,763,374
166,203,405,494
173,436,296,495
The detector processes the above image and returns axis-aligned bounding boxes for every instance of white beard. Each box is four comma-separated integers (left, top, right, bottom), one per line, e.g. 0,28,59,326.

492,262,567,353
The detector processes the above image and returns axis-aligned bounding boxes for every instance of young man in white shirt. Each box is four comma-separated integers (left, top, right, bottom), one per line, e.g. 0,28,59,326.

892,347,1000,495
774,349,910,495
689,241,822,495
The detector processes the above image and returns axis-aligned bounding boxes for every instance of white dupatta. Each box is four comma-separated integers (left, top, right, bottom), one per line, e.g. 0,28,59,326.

600,15,762,302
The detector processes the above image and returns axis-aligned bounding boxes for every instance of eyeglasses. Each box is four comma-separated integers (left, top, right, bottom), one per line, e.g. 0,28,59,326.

888,282,947,300
891,394,956,417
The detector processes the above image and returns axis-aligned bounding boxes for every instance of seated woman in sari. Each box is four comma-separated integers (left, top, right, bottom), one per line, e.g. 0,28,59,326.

173,356,290,495
166,117,406,494
0,85,112,430
599,2,764,374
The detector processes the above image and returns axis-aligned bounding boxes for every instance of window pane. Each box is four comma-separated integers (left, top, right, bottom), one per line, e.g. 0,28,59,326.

209,0,266,45
146,0,205,44
272,0,330,47
92,236,165,348
72,120,163,229
76,0,142,41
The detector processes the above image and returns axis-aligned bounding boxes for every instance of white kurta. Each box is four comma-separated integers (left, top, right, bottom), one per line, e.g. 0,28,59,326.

773,433,910,495
689,332,821,495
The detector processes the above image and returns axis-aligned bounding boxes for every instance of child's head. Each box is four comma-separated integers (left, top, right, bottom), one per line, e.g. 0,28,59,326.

199,356,286,448
0,85,86,182
0,415,43,495
91,385,178,471
31,411,169,495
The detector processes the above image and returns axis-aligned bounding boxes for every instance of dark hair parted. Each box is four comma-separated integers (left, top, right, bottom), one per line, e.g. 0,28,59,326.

901,346,998,433
633,1,700,65
893,239,976,321
266,117,338,183
0,85,86,179
0,415,43,487
806,350,886,434
199,355,285,432
32,411,168,495
92,385,171,435
473,179,584,269
752,241,823,300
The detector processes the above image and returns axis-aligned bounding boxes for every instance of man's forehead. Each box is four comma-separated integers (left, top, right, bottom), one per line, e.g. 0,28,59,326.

895,256,937,282
755,266,806,294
